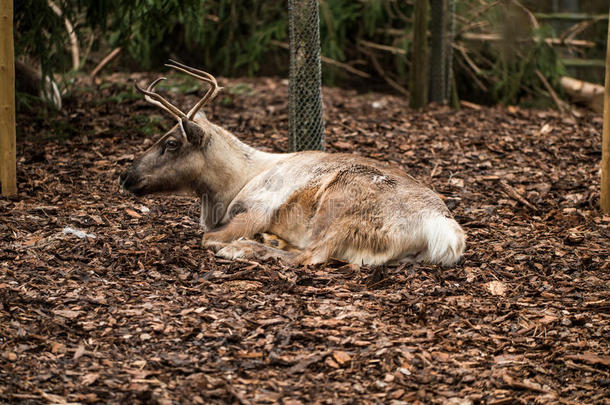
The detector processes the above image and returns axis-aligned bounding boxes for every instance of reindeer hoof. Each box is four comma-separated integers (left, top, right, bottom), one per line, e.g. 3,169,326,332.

216,243,253,260
201,237,227,252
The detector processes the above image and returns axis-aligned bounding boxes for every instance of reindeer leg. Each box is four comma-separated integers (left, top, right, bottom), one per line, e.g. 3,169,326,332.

202,210,268,252
292,243,334,266
216,239,299,262
199,197,214,232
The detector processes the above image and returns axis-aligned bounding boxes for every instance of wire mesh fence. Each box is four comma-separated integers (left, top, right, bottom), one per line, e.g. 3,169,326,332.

288,0,325,151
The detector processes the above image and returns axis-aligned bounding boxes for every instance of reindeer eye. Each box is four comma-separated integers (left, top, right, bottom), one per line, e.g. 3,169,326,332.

165,139,179,150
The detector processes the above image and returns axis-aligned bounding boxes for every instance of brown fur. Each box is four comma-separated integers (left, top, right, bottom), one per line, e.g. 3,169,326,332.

202,210,267,247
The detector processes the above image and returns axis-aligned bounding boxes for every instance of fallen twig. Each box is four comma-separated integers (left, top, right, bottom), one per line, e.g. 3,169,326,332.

461,32,595,48
499,180,536,210
456,0,500,36
563,360,610,377
535,69,573,116
460,100,483,110
454,47,488,92
561,16,606,44
361,47,409,98
512,0,539,29
359,40,406,56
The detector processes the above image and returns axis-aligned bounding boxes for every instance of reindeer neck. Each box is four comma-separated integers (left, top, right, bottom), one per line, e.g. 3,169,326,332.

194,122,290,206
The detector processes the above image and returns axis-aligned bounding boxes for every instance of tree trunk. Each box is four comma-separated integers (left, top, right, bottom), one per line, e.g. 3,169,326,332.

409,0,429,109
429,0,447,104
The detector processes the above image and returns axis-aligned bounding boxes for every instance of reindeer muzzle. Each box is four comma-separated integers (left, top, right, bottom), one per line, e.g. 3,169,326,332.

119,170,142,195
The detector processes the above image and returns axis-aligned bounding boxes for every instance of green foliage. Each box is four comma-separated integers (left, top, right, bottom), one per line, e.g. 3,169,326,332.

454,1,567,106
100,0,288,75
16,0,289,76
15,0,588,107
491,28,564,105
101,87,140,104
225,83,254,96
318,0,412,84
14,0,78,78
16,0,414,83
135,114,164,137
15,92,43,114
319,0,361,62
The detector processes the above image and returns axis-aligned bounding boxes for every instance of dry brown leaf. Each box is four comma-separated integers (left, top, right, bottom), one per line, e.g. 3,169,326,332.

538,123,553,136
23,236,42,246
332,351,351,366
3,351,17,361
449,178,464,188
431,351,451,362
332,141,352,150
565,353,610,367
539,314,558,325
494,354,525,365
237,351,263,359
73,345,86,361
221,280,263,291
51,342,66,353
485,281,506,296
52,309,82,319
81,373,100,386
325,357,340,369
125,208,142,218
502,372,548,392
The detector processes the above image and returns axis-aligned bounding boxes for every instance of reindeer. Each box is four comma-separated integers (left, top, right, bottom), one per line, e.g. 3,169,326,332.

119,61,465,266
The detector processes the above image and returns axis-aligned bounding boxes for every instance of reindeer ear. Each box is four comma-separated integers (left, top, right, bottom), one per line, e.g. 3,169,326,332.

193,110,207,121
179,118,206,146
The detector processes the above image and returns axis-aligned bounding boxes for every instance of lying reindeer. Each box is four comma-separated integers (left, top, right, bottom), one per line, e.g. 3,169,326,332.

119,61,465,266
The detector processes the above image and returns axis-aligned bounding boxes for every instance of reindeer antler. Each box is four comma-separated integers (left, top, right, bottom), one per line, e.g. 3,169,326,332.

134,77,187,120
135,61,222,121
166,59,223,119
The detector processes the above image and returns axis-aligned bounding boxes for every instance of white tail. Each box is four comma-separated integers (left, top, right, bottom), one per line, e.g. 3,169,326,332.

418,215,465,266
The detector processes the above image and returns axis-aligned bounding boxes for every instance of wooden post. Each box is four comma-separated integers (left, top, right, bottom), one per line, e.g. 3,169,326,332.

601,11,610,213
0,0,16,196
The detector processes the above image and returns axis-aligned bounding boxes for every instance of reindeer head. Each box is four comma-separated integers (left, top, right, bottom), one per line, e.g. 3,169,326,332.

119,61,223,196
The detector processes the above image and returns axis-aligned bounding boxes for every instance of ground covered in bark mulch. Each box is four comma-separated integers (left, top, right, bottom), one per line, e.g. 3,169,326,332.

1,72,609,404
